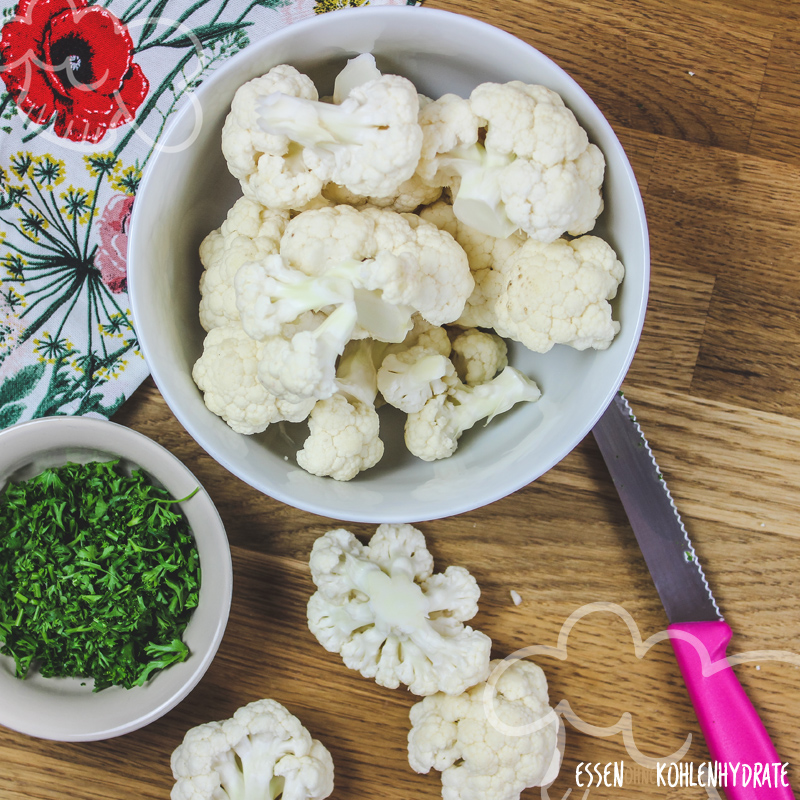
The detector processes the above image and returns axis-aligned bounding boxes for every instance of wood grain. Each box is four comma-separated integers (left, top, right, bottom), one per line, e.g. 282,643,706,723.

3,0,800,798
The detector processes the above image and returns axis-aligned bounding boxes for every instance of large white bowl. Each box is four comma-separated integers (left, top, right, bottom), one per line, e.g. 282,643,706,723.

128,7,649,523
0,417,232,741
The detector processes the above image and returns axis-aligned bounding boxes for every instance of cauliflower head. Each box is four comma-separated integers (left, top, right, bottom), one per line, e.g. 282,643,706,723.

307,525,491,696
221,64,323,210
493,234,625,353
449,328,508,386
417,81,605,242
198,197,288,331
377,343,457,414
170,698,334,800
322,172,442,213
405,366,541,462
257,73,423,199
239,205,472,339
257,303,359,404
297,393,383,481
420,199,524,329
192,324,315,434
407,659,560,800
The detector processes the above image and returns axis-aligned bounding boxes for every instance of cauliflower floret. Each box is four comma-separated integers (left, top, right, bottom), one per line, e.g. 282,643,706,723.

493,235,624,353
296,338,385,481
235,253,356,341
297,393,383,481
417,93,480,187
362,206,473,326
377,344,457,414
306,525,491,696
417,81,605,242
221,64,323,210
257,303,359,403
278,203,379,278
170,698,334,800
400,315,453,357
332,53,383,104
192,324,314,434
420,199,524,328
256,73,423,199
450,328,508,386
322,172,443,213
198,197,289,331
405,367,541,462
407,659,560,800
236,205,473,359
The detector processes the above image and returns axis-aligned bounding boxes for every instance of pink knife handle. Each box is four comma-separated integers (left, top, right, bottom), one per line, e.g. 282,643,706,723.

669,621,795,799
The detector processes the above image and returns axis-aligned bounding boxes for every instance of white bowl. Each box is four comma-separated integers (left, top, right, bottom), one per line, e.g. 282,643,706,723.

128,7,649,523
0,417,232,741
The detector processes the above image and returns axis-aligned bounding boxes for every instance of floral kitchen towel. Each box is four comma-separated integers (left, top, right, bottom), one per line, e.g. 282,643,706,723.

0,0,417,427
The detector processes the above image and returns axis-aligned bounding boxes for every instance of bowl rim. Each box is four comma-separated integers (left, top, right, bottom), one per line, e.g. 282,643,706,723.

128,5,650,523
0,416,232,741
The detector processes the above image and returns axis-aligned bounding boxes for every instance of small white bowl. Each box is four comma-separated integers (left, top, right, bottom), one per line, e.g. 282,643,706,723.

0,417,232,741
128,7,649,523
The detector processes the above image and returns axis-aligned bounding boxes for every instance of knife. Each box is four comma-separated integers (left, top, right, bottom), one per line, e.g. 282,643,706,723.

592,392,795,799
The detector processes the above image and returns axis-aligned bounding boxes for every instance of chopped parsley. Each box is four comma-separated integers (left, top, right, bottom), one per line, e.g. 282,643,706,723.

0,460,201,691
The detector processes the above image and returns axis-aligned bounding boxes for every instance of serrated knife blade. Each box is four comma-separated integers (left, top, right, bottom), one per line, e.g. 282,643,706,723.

591,391,721,624
592,392,794,800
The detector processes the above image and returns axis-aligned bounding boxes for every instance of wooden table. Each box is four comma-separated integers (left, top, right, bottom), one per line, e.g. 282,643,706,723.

4,0,800,797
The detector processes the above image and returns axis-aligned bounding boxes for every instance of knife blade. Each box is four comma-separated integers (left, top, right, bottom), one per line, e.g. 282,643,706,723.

592,392,720,625
593,393,794,800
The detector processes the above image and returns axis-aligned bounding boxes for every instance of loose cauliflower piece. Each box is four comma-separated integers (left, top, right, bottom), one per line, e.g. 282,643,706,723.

405,367,541,462
450,328,508,386
307,525,491,696
493,234,624,353
221,64,323,210
420,199,524,329
417,82,605,242
170,698,334,800
407,659,560,800
198,197,289,331
192,324,314,434
297,393,383,481
256,72,423,199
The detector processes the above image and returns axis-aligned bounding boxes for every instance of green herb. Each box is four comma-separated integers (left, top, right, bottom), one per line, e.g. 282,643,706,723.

0,460,201,691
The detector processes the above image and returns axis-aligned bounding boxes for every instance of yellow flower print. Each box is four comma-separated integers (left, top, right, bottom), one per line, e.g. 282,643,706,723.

9,151,34,180
83,152,119,179
19,208,48,241
100,312,134,339
314,0,367,12
31,155,66,191
1,253,26,282
0,285,26,312
33,332,75,364
111,164,142,196
60,185,94,221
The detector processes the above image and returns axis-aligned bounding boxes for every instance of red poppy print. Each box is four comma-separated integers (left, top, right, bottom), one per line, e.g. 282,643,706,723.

0,0,149,143
95,193,134,293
